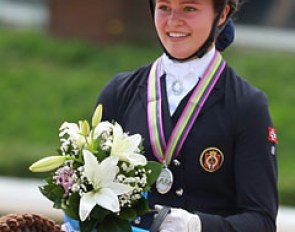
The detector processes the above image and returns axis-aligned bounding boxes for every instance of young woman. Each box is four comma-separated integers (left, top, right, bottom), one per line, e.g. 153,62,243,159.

97,0,278,231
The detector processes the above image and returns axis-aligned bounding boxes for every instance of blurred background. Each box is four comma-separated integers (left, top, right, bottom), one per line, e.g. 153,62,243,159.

0,0,295,229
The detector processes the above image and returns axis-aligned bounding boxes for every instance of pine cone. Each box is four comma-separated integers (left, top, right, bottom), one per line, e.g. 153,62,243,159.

0,213,63,232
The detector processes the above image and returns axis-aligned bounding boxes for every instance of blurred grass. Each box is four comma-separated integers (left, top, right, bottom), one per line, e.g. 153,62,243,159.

0,28,294,206
225,50,295,206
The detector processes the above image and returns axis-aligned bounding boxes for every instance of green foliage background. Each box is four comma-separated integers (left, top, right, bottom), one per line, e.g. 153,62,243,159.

0,28,294,206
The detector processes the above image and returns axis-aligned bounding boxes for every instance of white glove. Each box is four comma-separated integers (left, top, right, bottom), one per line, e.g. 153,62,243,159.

155,205,201,232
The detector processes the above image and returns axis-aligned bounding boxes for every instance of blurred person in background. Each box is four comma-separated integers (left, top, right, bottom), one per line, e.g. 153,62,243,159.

96,0,279,231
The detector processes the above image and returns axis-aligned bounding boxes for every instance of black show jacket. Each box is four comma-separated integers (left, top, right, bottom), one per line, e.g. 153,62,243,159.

96,63,278,232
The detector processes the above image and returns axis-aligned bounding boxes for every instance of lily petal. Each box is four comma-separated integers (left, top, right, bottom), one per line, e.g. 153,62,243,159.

99,156,119,187
79,191,98,221
112,123,124,138
108,182,134,195
80,149,134,220
110,123,145,167
126,134,142,151
83,150,103,189
94,188,120,213
127,153,147,166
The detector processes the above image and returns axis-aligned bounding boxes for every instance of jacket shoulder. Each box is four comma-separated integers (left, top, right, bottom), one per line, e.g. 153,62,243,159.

112,64,151,87
223,65,272,134
97,64,151,121
224,65,268,106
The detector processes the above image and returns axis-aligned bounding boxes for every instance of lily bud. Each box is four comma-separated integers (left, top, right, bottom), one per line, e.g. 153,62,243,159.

92,104,102,128
29,156,67,172
79,120,90,136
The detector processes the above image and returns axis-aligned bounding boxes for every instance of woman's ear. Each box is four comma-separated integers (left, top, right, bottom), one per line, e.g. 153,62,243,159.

218,4,230,27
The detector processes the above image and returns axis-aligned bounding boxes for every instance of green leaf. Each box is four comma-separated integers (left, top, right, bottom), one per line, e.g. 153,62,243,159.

44,176,54,184
96,216,132,232
39,184,64,203
64,192,80,220
144,161,163,190
90,205,110,223
118,207,137,221
52,186,65,196
92,137,101,152
134,198,150,216
93,139,108,161
80,219,98,232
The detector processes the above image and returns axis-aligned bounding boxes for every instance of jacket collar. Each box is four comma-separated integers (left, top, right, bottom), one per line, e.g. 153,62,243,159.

139,63,226,117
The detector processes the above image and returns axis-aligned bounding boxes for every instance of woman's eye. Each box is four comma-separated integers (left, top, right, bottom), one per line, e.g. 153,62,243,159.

158,5,170,12
183,6,197,12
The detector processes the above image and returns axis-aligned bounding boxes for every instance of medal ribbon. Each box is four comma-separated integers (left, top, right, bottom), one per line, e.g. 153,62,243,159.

147,51,226,166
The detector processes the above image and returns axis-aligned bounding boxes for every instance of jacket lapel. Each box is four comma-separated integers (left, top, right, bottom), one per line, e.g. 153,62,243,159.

160,75,174,141
138,65,152,113
198,70,226,117
139,71,174,142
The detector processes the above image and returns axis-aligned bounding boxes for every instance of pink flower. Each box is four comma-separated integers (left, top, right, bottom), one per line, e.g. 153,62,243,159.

53,166,75,197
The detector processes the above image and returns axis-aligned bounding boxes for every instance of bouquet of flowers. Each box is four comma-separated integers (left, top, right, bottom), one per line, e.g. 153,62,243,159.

29,105,162,232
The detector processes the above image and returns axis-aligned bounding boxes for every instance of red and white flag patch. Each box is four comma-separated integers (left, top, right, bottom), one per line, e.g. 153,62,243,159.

268,127,278,144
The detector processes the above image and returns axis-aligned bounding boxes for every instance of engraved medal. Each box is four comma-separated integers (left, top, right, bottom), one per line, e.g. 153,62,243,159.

156,167,173,194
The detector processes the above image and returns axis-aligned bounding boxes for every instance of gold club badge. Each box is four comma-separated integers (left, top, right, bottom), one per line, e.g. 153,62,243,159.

200,147,224,172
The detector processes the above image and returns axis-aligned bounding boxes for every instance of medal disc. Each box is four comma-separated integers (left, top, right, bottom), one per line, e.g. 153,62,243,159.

156,168,173,194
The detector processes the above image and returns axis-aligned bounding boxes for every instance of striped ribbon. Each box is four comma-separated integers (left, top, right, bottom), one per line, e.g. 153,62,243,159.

147,51,226,166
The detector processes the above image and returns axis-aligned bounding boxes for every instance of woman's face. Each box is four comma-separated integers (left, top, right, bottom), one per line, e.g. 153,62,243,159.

154,0,216,59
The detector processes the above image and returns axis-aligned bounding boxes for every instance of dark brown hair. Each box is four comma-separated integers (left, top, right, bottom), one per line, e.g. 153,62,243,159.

150,0,239,18
214,0,239,18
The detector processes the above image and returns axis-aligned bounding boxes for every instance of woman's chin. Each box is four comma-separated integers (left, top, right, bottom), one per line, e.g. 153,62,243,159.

166,51,195,60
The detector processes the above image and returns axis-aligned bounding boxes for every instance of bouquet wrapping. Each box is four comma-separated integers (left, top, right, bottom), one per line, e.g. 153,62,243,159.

30,105,162,232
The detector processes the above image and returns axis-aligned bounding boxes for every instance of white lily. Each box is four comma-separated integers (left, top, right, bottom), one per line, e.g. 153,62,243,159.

59,122,87,149
79,150,134,221
110,123,147,166
92,121,113,140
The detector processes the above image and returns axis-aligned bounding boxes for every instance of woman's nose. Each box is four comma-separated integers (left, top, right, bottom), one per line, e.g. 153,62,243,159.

167,10,184,26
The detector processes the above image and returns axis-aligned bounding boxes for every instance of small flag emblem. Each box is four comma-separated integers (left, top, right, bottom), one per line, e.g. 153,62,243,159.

268,127,278,144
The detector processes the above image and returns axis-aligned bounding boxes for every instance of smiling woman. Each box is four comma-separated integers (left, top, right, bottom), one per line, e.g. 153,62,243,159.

94,0,278,231
150,0,237,60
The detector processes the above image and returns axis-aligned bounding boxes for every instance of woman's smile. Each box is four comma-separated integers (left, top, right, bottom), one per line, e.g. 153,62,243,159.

167,32,190,38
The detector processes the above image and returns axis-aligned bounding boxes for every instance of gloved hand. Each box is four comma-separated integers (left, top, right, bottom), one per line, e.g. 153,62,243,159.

155,205,201,232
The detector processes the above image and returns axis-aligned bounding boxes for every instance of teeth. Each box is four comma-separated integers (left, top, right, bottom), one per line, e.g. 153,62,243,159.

169,32,187,38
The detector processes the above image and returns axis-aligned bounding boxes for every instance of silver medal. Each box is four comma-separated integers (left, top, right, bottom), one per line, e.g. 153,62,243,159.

156,167,173,194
